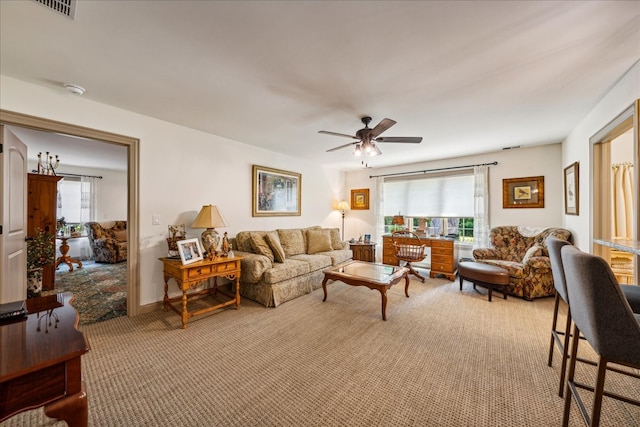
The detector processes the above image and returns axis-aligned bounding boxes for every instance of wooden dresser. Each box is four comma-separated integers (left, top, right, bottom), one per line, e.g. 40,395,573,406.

382,234,458,281
27,173,63,290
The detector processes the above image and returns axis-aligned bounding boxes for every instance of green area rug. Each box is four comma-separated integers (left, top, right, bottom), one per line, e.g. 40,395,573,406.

43,260,127,325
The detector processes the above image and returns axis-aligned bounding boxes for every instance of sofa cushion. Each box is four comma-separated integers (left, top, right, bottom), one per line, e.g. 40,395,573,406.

307,229,333,254
326,228,346,250
278,229,306,256
522,244,543,264
266,231,286,263
237,252,273,283
302,226,322,252
263,259,310,284
317,249,353,265
289,253,332,271
235,231,259,253
249,232,274,263
113,229,127,242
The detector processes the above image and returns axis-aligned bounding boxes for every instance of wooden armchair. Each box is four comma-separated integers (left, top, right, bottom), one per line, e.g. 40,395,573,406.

392,231,427,282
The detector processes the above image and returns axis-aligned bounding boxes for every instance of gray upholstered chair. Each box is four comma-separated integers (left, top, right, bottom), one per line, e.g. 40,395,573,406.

560,245,640,427
546,236,573,397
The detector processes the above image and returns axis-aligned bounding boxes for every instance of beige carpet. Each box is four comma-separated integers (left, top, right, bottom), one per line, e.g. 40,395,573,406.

5,273,640,426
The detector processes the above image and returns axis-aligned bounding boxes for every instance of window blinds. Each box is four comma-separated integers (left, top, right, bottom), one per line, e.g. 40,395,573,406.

383,171,474,217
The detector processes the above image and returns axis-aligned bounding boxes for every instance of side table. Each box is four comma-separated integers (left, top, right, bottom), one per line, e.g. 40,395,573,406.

55,236,83,272
350,242,376,262
160,256,243,329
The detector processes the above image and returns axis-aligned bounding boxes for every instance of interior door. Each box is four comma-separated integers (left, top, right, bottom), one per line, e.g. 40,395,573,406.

0,125,28,303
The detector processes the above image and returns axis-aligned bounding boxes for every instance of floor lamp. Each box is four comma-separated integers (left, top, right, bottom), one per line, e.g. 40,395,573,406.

337,201,350,241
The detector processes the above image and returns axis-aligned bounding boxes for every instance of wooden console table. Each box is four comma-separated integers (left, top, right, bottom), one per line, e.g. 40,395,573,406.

160,256,243,329
55,236,84,271
382,234,459,281
1,292,90,426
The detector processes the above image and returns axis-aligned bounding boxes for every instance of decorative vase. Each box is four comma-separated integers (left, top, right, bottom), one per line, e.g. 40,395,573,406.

27,267,44,298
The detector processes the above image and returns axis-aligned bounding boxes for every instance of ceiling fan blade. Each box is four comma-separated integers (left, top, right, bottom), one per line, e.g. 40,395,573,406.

370,118,397,138
375,136,423,143
326,141,358,152
318,130,358,139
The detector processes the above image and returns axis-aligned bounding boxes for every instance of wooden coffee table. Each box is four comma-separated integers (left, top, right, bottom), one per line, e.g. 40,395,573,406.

322,260,410,320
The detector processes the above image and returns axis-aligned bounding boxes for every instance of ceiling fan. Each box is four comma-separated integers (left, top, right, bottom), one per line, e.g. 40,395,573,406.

319,116,422,157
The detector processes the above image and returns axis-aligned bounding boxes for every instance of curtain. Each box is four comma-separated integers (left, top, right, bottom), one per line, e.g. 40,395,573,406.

80,175,98,223
612,163,634,238
374,176,385,262
473,165,490,249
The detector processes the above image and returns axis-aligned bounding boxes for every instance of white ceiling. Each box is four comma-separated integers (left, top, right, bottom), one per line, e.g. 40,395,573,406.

1,1,639,171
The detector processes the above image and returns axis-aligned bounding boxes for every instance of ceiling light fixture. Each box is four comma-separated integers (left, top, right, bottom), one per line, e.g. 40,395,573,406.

63,83,86,96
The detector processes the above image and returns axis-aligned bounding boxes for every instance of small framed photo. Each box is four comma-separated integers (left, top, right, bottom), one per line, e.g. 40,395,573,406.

177,238,204,265
502,176,544,209
364,234,371,243
351,188,370,210
564,162,579,215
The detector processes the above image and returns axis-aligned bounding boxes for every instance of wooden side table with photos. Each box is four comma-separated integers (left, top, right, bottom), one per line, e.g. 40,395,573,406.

160,256,243,329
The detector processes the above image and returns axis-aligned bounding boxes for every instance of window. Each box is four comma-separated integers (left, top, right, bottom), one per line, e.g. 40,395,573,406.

57,176,94,235
383,170,475,241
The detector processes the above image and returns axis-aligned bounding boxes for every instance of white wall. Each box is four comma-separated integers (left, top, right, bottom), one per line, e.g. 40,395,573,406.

562,61,640,249
2,76,345,306
344,143,564,241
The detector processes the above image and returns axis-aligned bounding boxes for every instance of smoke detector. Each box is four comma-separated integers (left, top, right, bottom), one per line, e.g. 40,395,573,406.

64,83,85,96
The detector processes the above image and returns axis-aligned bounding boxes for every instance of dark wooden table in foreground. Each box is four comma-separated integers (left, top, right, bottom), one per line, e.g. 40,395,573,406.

1,292,90,426
322,260,410,320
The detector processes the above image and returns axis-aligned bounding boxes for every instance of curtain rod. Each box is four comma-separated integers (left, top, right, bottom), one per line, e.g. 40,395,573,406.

31,170,103,179
369,161,498,179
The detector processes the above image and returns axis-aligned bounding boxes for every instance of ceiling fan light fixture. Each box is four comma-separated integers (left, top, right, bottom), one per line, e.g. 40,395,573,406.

371,145,382,156
353,144,362,157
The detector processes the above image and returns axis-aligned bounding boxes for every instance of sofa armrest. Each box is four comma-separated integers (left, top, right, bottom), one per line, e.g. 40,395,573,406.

472,248,500,260
525,256,552,272
233,250,272,283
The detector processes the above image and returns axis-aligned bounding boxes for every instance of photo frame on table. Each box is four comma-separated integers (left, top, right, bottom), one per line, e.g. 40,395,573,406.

564,162,579,215
502,176,545,208
351,188,370,210
252,165,301,217
364,234,371,243
177,238,204,265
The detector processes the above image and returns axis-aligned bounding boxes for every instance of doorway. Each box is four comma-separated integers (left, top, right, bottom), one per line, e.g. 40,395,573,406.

0,109,140,316
592,100,640,284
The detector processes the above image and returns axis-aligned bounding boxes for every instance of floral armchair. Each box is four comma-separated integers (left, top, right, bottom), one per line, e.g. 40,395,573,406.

472,226,571,300
86,221,128,263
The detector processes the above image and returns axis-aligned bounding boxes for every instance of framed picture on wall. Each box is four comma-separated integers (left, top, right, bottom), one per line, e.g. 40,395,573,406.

252,165,302,217
564,162,579,215
502,176,545,208
351,188,370,210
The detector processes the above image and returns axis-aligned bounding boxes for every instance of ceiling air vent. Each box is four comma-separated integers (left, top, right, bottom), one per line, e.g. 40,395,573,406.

33,0,77,20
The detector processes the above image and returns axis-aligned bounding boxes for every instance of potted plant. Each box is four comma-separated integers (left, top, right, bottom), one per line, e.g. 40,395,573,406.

27,228,55,298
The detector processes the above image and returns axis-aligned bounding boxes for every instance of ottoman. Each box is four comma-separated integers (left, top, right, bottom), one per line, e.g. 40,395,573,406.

458,261,510,302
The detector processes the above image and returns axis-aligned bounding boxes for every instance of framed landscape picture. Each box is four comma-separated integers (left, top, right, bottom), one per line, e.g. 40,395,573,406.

502,176,544,208
252,165,301,216
351,188,370,210
564,162,579,215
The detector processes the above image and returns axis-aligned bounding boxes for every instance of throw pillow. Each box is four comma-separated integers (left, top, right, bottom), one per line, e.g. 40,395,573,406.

113,229,127,242
277,229,306,256
326,228,344,250
522,244,543,264
249,232,274,263
307,229,333,254
265,231,286,263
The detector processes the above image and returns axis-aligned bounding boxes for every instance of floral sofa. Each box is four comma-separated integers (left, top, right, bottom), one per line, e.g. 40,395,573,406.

86,221,127,263
472,226,571,300
231,226,352,307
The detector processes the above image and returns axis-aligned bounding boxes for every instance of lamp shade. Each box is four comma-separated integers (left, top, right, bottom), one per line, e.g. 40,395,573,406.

391,215,405,225
191,205,228,229
337,200,350,211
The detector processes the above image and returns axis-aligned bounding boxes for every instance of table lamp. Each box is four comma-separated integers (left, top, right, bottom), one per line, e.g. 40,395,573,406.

337,200,350,240
392,214,405,231
191,205,228,256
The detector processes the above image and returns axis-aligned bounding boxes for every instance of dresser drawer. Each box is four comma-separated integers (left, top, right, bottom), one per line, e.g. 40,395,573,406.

214,260,239,273
431,246,452,256
431,262,454,273
431,240,453,249
188,265,213,279
432,254,452,264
